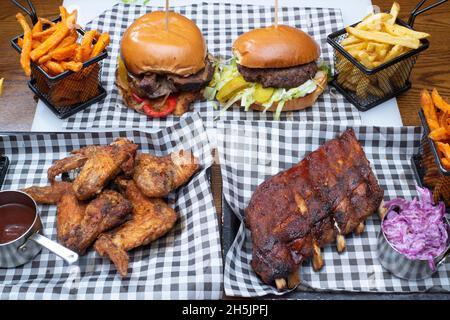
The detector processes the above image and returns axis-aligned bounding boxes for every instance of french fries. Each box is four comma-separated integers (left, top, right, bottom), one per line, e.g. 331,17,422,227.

0,78,4,97
432,88,450,113
421,89,450,170
340,2,429,69
29,11,78,61
16,13,32,76
50,43,78,61
45,60,65,74
90,32,110,58
31,20,43,34
346,27,421,49
336,2,430,101
60,61,83,72
79,30,100,62
59,6,68,21
421,89,439,131
15,6,110,77
17,37,41,50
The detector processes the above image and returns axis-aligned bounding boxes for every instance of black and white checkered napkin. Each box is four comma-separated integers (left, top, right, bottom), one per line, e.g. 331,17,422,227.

216,121,450,297
62,2,361,130
0,113,223,299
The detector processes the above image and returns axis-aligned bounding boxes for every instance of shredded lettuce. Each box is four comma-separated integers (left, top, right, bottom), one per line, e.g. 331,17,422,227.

214,92,243,120
318,60,332,82
203,86,217,101
240,87,256,111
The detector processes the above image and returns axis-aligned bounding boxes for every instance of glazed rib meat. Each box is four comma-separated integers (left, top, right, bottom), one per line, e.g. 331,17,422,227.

94,178,177,277
245,129,384,289
133,150,199,197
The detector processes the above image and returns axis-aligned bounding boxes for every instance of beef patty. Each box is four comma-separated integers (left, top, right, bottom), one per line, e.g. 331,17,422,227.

237,61,318,88
129,58,214,99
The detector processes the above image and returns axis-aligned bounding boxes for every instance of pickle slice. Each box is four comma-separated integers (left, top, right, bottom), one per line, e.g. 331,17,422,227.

253,84,274,104
117,56,129,89
216,75,250,102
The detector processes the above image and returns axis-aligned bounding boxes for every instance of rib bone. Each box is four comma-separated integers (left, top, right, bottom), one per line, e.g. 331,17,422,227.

378,200,387,220
336,234,346,253
275,278,287,290
294,192,308,215
355,222,365,235
312,241,324,271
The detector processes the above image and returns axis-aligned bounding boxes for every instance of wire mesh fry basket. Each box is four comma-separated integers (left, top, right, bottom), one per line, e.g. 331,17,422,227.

10,0,107,119
327,0,446,111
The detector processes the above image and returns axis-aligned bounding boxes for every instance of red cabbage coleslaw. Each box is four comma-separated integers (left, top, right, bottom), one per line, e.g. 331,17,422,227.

382,186,449,271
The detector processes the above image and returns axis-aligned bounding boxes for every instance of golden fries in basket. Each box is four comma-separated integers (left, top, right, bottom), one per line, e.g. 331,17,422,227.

336,2,430,101
340,2,429,69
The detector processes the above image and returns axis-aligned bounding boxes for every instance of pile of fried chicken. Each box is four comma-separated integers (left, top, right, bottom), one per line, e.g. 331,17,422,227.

22,138,199,277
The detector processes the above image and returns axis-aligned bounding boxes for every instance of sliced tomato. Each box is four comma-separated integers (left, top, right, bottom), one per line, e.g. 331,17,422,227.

142,95,177,118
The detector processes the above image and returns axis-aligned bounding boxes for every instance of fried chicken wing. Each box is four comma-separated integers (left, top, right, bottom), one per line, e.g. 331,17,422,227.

45,138,138,199
47,154,89,182
21,181,73,204
72,139,138,200
64,190,132,254
133,150,199,197
94,179,177,277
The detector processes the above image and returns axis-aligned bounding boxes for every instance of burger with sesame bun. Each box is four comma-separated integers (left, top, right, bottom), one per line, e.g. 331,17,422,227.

116,11,214,118
205,25,329,119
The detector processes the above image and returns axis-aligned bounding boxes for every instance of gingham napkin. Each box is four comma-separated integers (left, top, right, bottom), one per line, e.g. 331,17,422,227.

216,121,450,297
0,113,223,300
62,2,361,130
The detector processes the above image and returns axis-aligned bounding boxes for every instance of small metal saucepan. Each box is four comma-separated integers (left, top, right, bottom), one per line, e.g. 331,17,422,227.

0,190,78,268
377,214,450,280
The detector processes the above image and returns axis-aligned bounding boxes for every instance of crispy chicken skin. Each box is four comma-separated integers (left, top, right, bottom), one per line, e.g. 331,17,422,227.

72,139,138,200
47,154,89,182
21,181,73,204
94,178,177,277
64,190,132,254
57,192,87,243
133,150,199,198
21,182,87,244
245,129,384,287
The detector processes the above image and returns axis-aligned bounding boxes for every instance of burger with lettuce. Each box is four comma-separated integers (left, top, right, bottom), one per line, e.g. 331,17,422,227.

205,25,329,119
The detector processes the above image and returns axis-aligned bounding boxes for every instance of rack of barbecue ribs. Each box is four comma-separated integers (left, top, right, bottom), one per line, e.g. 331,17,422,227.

245,129,384,290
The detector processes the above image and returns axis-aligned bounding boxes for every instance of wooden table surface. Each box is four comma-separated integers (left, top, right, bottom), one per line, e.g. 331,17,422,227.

1,0,449,217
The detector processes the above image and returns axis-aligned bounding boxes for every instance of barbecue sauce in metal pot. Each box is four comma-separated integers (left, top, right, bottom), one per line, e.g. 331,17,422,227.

0,204,35,244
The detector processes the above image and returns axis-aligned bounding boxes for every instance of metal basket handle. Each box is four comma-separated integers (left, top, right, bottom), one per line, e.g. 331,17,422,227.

10,0,38,25
408,0,448,27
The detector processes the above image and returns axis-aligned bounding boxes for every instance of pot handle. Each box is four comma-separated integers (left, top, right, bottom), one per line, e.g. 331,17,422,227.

436,246,450,269
27,233,78,265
